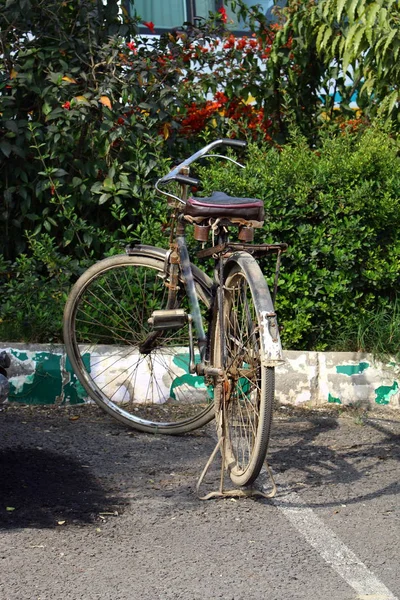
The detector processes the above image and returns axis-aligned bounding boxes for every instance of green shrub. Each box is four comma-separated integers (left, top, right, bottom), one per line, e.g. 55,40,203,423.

0,235,80,342
199,124,400,350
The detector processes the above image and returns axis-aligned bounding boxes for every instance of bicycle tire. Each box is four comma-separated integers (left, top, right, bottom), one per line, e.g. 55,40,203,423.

63,250,215,434
212,252,276,486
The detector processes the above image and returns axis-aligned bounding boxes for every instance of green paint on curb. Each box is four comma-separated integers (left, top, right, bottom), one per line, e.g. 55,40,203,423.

64,354,91,404
9,351,62,404
328,393,341,404
336,362,369,376
375,381,399,405
170,353,213,401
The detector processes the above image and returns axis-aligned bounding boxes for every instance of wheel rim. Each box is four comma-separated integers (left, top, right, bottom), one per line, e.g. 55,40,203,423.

218,271,265,477
68,258,214,430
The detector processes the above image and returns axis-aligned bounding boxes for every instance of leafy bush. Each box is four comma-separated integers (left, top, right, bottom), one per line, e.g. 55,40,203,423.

0,234,79,342
199,123,400,350
0,0,330,343
0,0,337,261
1,0,399,348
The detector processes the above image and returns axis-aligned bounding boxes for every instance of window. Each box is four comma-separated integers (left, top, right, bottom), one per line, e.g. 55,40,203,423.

127,0,218,31
126,1,282,33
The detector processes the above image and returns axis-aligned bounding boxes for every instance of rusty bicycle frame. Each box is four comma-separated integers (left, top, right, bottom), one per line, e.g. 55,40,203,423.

132,138,288,498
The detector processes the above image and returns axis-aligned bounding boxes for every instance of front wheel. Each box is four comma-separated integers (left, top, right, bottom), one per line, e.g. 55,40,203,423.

63,251,215,434
212,253,278,486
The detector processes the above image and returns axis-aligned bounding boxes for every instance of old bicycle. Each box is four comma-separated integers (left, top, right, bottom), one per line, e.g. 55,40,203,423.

63,139,286,488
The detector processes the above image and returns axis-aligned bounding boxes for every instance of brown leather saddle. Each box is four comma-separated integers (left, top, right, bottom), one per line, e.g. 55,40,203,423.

184,191,265,222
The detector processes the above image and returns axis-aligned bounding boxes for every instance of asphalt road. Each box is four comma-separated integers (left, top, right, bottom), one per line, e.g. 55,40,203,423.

0,404,399,600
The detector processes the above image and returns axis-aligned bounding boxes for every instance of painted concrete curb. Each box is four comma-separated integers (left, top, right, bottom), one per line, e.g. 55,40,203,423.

0,343,399,410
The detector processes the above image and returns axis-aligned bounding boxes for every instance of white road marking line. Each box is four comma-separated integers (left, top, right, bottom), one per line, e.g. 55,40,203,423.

271,487,399,600
207,430,397,599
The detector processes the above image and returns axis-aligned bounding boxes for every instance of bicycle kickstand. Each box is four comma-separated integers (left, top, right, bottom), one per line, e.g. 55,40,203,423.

195,424,277,501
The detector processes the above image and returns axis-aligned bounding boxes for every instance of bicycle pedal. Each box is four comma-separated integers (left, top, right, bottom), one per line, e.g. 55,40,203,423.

148,309,189,330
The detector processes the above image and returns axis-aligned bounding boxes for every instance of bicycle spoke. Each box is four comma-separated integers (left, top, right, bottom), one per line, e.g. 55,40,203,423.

65,256,214,433
213,259,275,486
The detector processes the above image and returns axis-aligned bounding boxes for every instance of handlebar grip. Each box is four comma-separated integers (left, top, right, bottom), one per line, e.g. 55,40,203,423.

175,174,200,187
221,139,247,148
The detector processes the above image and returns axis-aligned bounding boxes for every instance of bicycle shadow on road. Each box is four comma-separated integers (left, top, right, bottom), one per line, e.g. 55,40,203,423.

268,414,400,508
0,447,123,530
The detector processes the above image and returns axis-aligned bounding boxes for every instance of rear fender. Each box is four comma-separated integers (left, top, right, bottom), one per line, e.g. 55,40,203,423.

127,244,213,303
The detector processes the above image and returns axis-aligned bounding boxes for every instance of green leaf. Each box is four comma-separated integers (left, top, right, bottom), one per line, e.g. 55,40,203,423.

53,168,68,177
337,0,347,22
347,0,360,22
386,90,398,115
378,7,388,28
63,229,74,247
99,193,111,204
90,181,103,193
32,224,42,236
316,24,327,51
393,39,400,61
321,26,333,51
346,22,360,50
322,0,332,19
366,3,380,28
0,141,12,157
330,34,341,57
5,120,19,134
352,27,365,56
83,232,93,245
102,178,114,191
382,28,397,56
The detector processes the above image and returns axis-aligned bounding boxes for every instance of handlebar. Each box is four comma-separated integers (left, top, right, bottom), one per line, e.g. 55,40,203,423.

157,138,247,185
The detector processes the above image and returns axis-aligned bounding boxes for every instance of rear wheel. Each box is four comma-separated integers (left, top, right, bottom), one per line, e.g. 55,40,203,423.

213,253,275,486
63,252,215,434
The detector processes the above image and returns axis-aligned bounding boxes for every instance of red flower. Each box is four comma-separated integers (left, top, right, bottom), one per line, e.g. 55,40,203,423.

218,6,228,23
143,21,155,34
117,117,125,125
214,91,228,106
223,34,235,49
126,41,136,52
62,101,71,110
